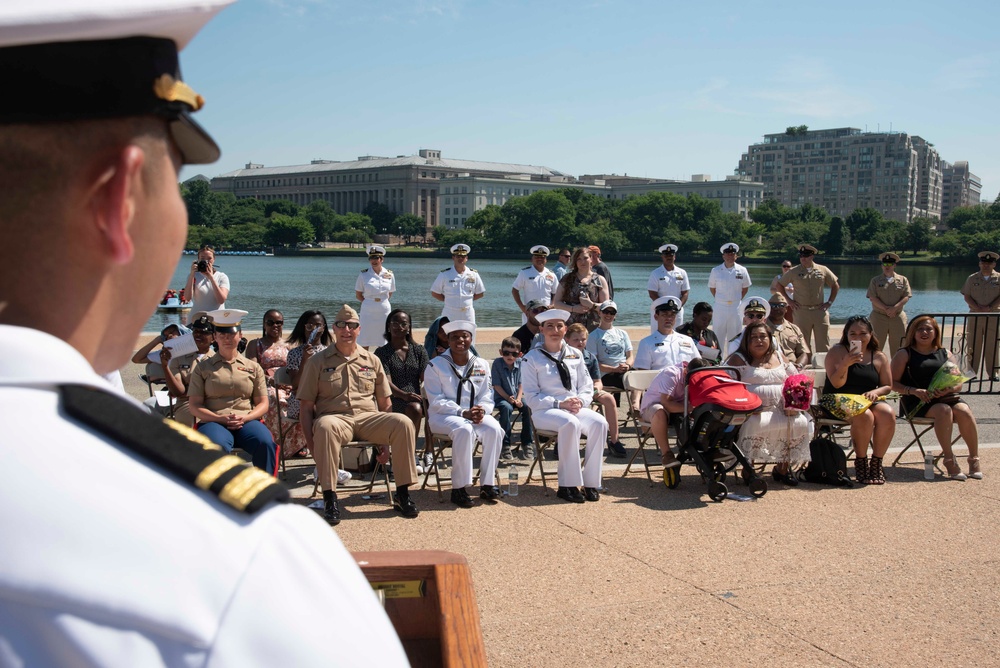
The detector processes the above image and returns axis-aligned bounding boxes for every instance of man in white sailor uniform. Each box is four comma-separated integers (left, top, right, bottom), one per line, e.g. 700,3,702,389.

424,320,504,507
521,309,608,503
0,3,408,665
646,243,690,332
709,242,752,357
512,244,559,325
431,243,486,323
634,296,702,371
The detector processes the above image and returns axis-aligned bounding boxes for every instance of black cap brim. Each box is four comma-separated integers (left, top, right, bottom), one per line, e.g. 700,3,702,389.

171,114,220,165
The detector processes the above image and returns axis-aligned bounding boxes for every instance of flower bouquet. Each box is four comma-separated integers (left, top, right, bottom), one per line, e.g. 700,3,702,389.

782,373,814,410
905,361,975,420
819,392,900,421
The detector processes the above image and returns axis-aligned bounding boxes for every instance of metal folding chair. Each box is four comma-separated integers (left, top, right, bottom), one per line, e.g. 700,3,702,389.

620,370,662,483
310,440,395,506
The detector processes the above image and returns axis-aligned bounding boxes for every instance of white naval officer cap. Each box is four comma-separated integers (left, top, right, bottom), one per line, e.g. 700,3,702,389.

739,296,770,320
367,245,386,256
0,0,235,165
530,245,550,256
651,296,681,313
441,320,476,337
659,244,678,254
206,308,249,333
535,309,571,324
451,243,471,255
720,243,740,254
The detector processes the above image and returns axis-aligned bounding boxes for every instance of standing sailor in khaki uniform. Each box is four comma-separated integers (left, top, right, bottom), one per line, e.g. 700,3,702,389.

867,252,911,357
298,304,420,524
961,251,1000,381
776,244,839,353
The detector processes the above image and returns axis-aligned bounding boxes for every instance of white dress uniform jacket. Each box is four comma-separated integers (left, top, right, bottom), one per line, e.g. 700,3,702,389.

647,265,690,331
708,262,752,356
512,265,558,324
355,266,396,347
634,330,702,371
431,267,486,323
0,325,408,667
522,343,608,488
425,352,502,488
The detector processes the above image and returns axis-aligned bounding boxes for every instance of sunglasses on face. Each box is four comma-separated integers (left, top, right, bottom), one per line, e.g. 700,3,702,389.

334,321,360,330
782,265,792,269
501,350,518,357
981,259,996,264
770,303,787,308
746,313,765,320
799,252,814,257
882,262,896,266
602,310,617,316
265,319,283,326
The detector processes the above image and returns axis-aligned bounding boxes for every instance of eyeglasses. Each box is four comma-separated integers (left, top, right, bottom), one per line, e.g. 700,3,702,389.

781,264,792,269
530,308,548,315
882,262,896,266
915,327,935,334
770,303,787,308
265,319,283,326
559,254,571,259
333,321,360,330
749,335,770,342
501,350,518,357
746,313,765,320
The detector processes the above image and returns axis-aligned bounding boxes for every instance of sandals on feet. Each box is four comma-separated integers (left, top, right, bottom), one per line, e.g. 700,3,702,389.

867,456,886,485
855,456,870,484
968,456,983,480
943,456,968,481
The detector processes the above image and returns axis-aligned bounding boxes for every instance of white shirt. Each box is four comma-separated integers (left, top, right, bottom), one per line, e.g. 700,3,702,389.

355,266,396,301
425,352,495,416
0,325,408,667
647,264,690,300
634,330,701,371
511,265,558,306
708,263,751,306
430,266,485,311
521,342,594,412
191,270,230,314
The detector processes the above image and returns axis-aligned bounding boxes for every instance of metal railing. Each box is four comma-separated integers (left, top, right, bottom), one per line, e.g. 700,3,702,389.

920,312,1000,394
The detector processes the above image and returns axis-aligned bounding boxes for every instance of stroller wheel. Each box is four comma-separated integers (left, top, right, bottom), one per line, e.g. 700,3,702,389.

663,466,681,489
748,477,768,497
713,463,727,483
707,480,728,502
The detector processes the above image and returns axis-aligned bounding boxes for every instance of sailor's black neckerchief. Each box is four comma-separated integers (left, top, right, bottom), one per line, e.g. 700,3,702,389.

538,344,572,391
444,353,480,411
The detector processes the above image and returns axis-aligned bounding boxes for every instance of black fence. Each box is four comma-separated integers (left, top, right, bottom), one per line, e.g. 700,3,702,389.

922,312,1000,394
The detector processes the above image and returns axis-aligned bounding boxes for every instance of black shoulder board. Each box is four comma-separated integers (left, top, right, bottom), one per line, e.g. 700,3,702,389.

440,267,449,272
523,265,532,270
59,384,288,514
361,268,369,273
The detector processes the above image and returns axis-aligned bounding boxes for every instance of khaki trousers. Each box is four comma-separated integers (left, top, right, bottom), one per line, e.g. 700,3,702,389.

966,314,1000,380
313,411,417,491
869,310,907,358
796,307,831,353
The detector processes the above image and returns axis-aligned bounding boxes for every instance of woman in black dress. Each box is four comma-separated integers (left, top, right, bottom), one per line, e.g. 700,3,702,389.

375,309,429,436
823,315,896,484
891,315,980,480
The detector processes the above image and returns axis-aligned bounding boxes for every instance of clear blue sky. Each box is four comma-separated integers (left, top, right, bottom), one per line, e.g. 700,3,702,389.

181,0,1000,202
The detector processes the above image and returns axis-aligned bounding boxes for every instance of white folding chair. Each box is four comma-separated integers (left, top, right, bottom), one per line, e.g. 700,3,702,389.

620,370,662,483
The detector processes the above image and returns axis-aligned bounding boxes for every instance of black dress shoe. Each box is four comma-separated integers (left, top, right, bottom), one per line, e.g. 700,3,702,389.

584,487,600,502
557,486,585,504
393,491,420,518
772,468,799,486
322,490,341,526
479,485,500,502
451,488,475,508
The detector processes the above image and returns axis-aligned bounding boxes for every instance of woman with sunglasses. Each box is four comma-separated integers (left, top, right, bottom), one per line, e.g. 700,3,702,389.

867,252,911,357
245,310,292,452
355,245,395,349
891,315,981,480
823,315,896,484
769,259,796,323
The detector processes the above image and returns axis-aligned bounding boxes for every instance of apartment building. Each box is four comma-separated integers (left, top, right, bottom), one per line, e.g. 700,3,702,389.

941,160,983,221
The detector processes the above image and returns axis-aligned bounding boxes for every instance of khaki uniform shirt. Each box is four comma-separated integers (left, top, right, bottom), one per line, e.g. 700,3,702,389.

770,320,809,361
188,353,266,416
166,350,212,422
867,273,911,311
778,263,837,306
961,270,1000,310
297,345,391,417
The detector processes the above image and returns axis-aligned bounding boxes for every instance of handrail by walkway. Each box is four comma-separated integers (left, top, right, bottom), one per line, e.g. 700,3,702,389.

917,312,1000,394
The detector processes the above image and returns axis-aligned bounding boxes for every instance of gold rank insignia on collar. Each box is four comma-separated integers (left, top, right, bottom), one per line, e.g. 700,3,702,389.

59,385,288,514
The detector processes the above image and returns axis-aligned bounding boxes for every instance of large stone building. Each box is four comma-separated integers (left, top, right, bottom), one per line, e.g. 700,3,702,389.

735,127,961,223
941,160,983,221
209,149,765,231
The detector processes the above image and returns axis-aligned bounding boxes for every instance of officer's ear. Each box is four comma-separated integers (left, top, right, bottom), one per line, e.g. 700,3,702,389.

86,144,145,265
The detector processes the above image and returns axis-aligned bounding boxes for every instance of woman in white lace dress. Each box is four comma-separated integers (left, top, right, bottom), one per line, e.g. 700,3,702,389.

725,322,813,486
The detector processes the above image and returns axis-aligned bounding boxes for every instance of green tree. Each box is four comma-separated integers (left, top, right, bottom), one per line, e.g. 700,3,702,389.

220,197,266,228
182,179,226,228
304,200,338,242
330,228,372,247
395,213,426,244
363,201,397,234
500,191,577,252
905,217,934,255
264,200,300,218
614,192,698,251
823,217,848,255
264,214,314,248
226,222,267,250
337,212,376,240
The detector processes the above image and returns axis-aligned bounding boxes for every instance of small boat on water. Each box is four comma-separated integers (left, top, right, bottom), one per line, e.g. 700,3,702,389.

157,289,192,313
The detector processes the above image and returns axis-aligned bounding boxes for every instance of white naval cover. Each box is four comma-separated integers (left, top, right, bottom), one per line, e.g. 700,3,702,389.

0,325,408,667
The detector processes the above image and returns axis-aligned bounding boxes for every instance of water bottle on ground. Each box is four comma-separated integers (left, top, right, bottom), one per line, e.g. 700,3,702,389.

924,449,935,480
508,464,519,497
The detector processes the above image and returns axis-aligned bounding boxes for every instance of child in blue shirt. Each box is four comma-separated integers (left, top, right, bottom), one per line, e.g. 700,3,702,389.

491,337,533,462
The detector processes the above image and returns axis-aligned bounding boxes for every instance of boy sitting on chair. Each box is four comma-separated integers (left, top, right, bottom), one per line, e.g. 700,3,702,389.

491,336,533,462
641,358,713,481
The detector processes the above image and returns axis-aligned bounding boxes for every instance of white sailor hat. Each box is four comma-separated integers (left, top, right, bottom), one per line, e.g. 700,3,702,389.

206,308,249,333
739,296,770,320
720,243,740,254
652,296,682,313
530,245,550,256
659,243,678,254
535,309,571,324
450,243,471,255
0,0,234,165
599,300,618,313
441,320,476,337
367,245,386,257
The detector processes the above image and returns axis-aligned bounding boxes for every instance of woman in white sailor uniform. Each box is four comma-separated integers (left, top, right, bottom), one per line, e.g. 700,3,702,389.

430,243,486,324
521,309,608,503
424,320,504,508
355,245,395,349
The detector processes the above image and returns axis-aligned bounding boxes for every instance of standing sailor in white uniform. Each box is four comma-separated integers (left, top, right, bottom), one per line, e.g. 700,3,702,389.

512,244,559,325
355,244,395,349
522,309,608,503
431,243,486,323
708,242,752,357
646,243,690,332
424,320,504,508
0,3,408,665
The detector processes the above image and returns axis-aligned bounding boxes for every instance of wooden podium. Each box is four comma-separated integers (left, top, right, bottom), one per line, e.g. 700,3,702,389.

353,550,488,668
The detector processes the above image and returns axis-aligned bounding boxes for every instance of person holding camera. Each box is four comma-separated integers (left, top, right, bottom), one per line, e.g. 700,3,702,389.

185,243,230,315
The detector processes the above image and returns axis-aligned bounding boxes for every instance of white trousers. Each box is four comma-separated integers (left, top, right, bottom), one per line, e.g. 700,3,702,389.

531,407,608,488
713,305,741,358
428,414,502,489
441,305,476,324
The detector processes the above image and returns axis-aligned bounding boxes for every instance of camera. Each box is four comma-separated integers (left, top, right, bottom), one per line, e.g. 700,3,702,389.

197,260,208,273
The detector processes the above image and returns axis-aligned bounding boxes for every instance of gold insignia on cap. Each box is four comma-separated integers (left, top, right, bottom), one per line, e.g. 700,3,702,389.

153,73,204,111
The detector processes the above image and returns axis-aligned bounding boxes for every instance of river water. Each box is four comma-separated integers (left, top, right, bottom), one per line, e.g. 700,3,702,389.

148,255,974,333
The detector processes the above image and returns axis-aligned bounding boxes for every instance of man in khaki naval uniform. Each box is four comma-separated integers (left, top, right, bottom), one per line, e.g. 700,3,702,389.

298,304,420,525
867,252,911,357
962,251,1000,381
766,295,810,368
776,244,839,353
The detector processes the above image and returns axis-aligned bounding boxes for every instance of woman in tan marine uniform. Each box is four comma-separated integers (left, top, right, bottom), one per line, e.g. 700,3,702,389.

867,252,911,357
